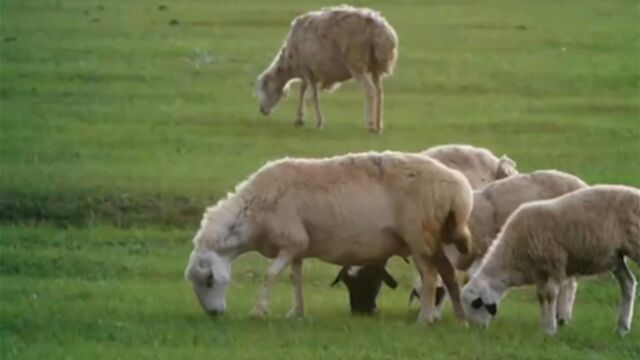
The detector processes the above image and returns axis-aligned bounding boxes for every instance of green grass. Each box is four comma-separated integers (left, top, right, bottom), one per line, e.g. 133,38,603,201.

0,0,639,358
1,226,639,359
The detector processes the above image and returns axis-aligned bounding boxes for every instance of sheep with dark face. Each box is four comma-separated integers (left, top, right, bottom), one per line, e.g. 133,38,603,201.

412,170,588,320
462,185,640,335
331,265,398,314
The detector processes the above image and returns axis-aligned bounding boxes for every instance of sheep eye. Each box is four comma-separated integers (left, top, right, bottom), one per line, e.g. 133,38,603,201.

205,274,214,288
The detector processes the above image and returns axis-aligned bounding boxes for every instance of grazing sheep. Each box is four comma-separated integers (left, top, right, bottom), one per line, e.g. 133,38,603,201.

330,263,398,315
423,144,518,189
184,151,473,323
462,185,640,335
255,5,398,133
335,144,517,315
414,170,588,319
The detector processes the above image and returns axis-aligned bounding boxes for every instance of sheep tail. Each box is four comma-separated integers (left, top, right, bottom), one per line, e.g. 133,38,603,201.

441,191,473,255
371,20,398,76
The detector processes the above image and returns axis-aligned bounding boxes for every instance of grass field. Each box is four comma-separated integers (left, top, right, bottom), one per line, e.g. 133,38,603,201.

1,0,639,359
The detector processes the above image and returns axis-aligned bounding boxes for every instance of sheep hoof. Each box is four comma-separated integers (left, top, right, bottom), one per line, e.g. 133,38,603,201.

543,326,557,336
368,127,381,134
294,119,304,128
315,122,324,129
250,307,268,319
286,308,304,319
617,324,630,336
417,310,436,325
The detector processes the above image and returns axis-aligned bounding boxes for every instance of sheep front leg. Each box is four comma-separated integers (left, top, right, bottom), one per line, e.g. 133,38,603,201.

308,81,324,129
252,251,294,319
433,249,466,323
294,81,307,127
537,280,560,335
556,277,577,326
354,74,377,133
613,259,636,336
286,258,305,318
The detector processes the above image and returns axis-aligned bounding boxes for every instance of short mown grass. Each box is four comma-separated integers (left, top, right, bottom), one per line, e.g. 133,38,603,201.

1,0,639,358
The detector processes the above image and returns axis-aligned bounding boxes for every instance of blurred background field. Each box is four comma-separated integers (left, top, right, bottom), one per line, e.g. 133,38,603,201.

0,0,639,359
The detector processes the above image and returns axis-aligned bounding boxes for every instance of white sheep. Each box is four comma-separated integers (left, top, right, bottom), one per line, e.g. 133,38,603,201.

462,185,640,335
423,144,518,189
256,5,398,133
413,170,588,321
184,151,473,323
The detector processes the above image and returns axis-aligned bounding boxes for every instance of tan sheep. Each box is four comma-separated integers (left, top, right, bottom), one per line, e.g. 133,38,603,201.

335,144,518,315
462,185,640,335
423,144,518,189
256,5,398,133
184,151,472,323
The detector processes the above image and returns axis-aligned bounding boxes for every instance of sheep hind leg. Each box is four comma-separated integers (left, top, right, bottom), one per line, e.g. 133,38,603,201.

556,277,577,326
354,73,377,133
433,277,449,320
433,249,466,323
252,250,295,319
371,72,383,133
286,258,305,318
537,280,560,335
294,81,307,127
412,253,439,324
308,80,324,129
613,258,636,336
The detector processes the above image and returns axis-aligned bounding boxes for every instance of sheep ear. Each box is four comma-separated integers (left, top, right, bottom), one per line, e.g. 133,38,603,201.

330,268,346,287
408,289,420,305
380,269,398,289
485,303,497,316
496,155,517,179
471,297,484,309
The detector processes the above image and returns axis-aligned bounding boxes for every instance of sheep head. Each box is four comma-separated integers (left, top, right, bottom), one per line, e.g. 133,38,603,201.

185,250,231,316
256,54,294,116
331,265,398,315
461,275,504,328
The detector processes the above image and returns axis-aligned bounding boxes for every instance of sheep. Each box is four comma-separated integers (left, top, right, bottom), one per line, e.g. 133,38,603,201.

413,170,588,320
330,263,398,315
255,5,398,133
184,151,473,324
334,144,517,314
462,185,640,335
423,144,518,189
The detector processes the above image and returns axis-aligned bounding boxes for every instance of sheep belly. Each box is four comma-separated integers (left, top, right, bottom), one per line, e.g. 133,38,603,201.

298,190,406,264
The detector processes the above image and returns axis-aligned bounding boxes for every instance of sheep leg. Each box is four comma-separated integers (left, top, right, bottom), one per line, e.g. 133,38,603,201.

371,72,383,133
308,80,324,129
294,81,307,127
433,277,449,320
354,73,377,133
433,249,466,322
613,258,636,336
286,258,305,318
413,254,440,324
537,280,560,335
252,251,294,319
556,277,577,326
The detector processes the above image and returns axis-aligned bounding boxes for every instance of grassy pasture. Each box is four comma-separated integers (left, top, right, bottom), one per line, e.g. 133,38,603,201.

0,0,639,359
